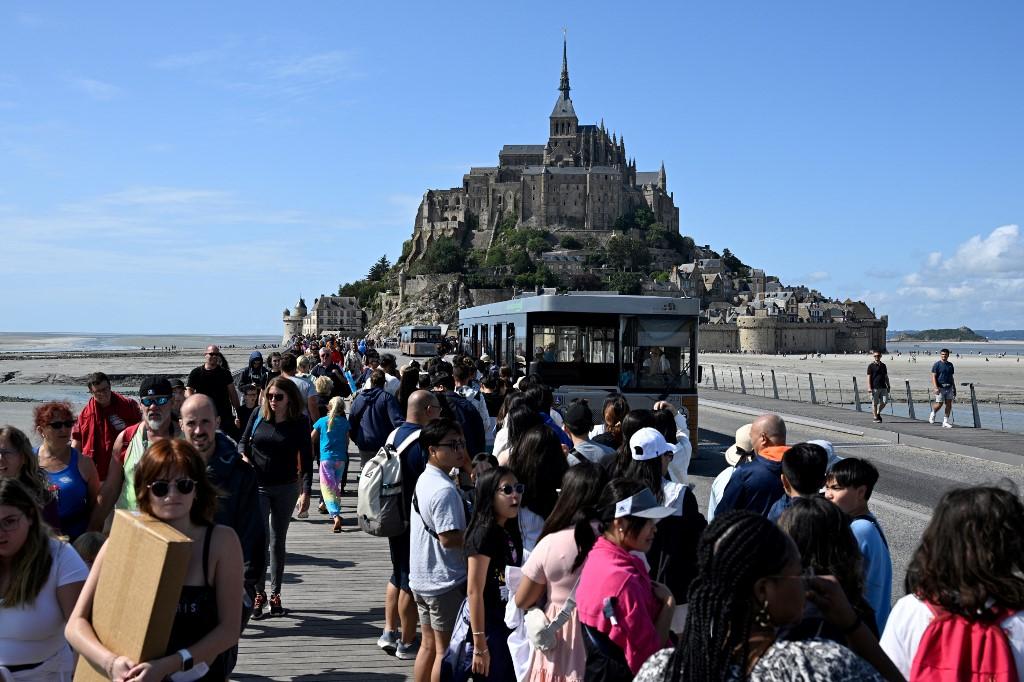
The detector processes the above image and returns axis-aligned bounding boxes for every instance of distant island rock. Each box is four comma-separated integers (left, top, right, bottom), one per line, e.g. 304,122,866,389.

891,326,988,342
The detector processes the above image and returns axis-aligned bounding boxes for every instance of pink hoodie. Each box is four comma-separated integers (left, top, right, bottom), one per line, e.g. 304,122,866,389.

577,536,666,673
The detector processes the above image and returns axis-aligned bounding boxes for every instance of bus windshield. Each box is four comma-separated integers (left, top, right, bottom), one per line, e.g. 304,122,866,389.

620,316,695,392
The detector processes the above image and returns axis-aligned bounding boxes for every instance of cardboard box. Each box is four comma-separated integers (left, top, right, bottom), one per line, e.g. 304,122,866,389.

74,510,193,682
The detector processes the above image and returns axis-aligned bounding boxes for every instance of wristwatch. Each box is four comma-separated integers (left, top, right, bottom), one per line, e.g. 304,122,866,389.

178,649,194,672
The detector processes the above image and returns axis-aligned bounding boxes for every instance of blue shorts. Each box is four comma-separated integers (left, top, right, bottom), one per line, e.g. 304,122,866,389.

934,386,956,403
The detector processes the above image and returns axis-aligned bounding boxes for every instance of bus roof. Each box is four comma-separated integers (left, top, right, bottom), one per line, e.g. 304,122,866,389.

458,293,699,321
399,324,442,332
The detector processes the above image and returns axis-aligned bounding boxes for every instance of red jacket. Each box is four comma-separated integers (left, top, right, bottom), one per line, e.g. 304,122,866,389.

72,392,142,480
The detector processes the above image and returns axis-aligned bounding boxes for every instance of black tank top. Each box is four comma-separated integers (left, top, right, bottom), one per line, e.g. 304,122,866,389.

166,525,223,680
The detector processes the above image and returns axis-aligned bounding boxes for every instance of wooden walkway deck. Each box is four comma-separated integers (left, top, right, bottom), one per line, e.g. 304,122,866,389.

699,388,1024,465
233,465,414,682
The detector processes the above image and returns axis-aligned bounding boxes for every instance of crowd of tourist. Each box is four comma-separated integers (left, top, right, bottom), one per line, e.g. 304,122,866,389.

0,334,1022,682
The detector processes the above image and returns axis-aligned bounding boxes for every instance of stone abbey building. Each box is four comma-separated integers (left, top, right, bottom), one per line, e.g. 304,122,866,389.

408,39,680,259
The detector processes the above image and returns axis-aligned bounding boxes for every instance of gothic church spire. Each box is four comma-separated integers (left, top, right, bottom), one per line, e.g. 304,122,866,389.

559,30,570,99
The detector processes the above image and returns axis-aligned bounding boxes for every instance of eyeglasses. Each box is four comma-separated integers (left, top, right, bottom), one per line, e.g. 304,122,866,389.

498,483,525,496
437,440,467,451
0,514,25,533
267,393,287,402
141,396,171,407
147,478,196,497
48,419,75,429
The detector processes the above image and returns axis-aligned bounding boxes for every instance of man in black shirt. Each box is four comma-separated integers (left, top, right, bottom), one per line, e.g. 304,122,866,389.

186,344,241,439
311,347,350,398
866,349,890,423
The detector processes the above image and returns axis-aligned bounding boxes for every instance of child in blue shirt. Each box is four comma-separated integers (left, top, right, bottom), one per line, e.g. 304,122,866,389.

824,457,893,632
311,397,351,532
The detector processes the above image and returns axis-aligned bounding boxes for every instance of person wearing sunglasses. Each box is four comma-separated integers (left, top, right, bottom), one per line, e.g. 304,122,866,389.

33,401,100,541
0,478,89,680
463,466,524,681
91,376,180,530
67,439,244,682
186,345,241,441
237,376,312,620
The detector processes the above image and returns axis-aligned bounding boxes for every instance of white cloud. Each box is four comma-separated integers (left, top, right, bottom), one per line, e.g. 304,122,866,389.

71,78,121,101
863,224,1024,329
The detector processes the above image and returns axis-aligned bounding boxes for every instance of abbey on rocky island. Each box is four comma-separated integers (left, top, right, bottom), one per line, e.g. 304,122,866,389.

408,38,679,260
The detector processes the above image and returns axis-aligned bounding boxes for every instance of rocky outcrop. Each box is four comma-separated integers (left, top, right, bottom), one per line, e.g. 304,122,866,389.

367,275,515,339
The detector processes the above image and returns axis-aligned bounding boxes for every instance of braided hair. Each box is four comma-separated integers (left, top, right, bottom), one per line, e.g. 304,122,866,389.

666,511,793,681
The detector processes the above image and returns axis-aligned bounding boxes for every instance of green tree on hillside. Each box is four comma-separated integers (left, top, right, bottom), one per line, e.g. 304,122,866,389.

607,235,651,271
367,255,391,281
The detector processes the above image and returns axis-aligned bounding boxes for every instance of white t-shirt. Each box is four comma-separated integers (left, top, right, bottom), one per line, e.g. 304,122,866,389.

288,375,318,417
364,372,400,396
706,466,736,522
0,538,88,667
880,593,1024,678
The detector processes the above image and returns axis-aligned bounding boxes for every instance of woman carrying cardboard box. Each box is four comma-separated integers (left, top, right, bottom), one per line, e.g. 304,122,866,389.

66,439,243,681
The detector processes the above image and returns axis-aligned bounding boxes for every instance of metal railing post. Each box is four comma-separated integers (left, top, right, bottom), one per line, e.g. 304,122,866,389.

966,383,981,428
711,365,718,390
739,367,747,395
771,370,779,400
905,380,916,420
852,377,862,412
808,374,817,404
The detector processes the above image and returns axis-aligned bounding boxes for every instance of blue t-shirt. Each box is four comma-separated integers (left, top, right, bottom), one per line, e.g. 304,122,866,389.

931,360,955,386
313,415,350,461
851,514,892,632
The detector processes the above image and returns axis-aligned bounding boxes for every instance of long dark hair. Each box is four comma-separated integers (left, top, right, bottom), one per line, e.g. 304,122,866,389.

905,483,1024,619
505,404,542,453
0,478,53,608
777,496,867,614
466,466,523,559
571,477,649,572
398,363,421,414
508,425,567,518
539,462,607,541
666,511,793,682
614,457,666,503
611,408,656,476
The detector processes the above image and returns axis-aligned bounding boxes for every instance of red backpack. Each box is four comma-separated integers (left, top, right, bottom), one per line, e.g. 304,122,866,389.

910,601,1019,681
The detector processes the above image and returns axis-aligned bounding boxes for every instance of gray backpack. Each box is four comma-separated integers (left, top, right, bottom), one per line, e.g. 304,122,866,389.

357,428,420,537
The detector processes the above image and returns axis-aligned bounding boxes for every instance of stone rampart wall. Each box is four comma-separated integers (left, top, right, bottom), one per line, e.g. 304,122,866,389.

700,317,888,354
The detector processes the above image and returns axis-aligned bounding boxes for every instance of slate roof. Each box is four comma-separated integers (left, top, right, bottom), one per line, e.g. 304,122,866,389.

551,94,577,118
500,145,545,155
635,172,659,186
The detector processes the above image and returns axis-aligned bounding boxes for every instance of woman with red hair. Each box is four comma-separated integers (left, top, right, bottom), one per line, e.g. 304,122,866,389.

33,402,100,541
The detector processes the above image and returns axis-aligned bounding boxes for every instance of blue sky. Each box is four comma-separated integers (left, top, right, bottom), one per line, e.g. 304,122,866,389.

1,1,1021,334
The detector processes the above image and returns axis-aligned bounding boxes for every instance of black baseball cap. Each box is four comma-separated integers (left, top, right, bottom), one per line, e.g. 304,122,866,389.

168,378,185,391
563,401,594,433
139,376,172,397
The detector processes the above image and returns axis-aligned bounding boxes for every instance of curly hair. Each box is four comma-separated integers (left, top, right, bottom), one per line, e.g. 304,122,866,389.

905,483,1024,619
32,401,76,434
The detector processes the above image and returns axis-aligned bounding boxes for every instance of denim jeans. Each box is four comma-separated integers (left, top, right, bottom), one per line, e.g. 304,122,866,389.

257,481,300,595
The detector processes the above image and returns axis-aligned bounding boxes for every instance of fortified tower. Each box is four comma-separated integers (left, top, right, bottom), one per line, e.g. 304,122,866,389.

282,297,307,344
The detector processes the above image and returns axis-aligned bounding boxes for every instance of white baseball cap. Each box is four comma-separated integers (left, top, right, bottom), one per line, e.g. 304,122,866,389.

725,424,754,466
629,427,673,462
613,488,675,520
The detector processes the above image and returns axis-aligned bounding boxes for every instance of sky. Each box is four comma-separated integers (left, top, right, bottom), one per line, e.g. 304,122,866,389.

1,1,1021,334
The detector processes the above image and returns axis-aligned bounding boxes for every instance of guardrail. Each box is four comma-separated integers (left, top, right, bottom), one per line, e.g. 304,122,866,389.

699,364,1024,434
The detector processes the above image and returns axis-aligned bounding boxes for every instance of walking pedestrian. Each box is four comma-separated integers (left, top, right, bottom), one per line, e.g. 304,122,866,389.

70,372,142,481
866,349,890,423
349,369,403,467
187,345,241,441
238,377,313,619
927,348,956,428
311,397,350,533
33,402,100,541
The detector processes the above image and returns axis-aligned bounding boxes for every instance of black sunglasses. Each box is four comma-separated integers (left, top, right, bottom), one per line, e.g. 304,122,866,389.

267,392,287,402
141,396,171,407
48,419,75,429
147,478,196,497
498,483,525,495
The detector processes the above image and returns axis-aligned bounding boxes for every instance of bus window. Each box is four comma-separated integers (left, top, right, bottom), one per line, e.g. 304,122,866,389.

621,316,694,392
529,324,618,387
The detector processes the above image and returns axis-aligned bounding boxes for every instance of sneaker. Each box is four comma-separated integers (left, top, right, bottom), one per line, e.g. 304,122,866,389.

873,416,882,423
943,419,952,428
395,638,420,660
377,629,400,654
269,593,283,616
252,591,267,620
928,412,935,424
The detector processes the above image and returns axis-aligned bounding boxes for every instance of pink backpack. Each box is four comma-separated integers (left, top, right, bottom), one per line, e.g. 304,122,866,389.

910,601,1018,681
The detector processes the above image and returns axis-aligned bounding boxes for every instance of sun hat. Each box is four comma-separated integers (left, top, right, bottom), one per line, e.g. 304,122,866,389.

724,423,753,466
612,487,674,520
480,353,492,362
629,427,673,462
